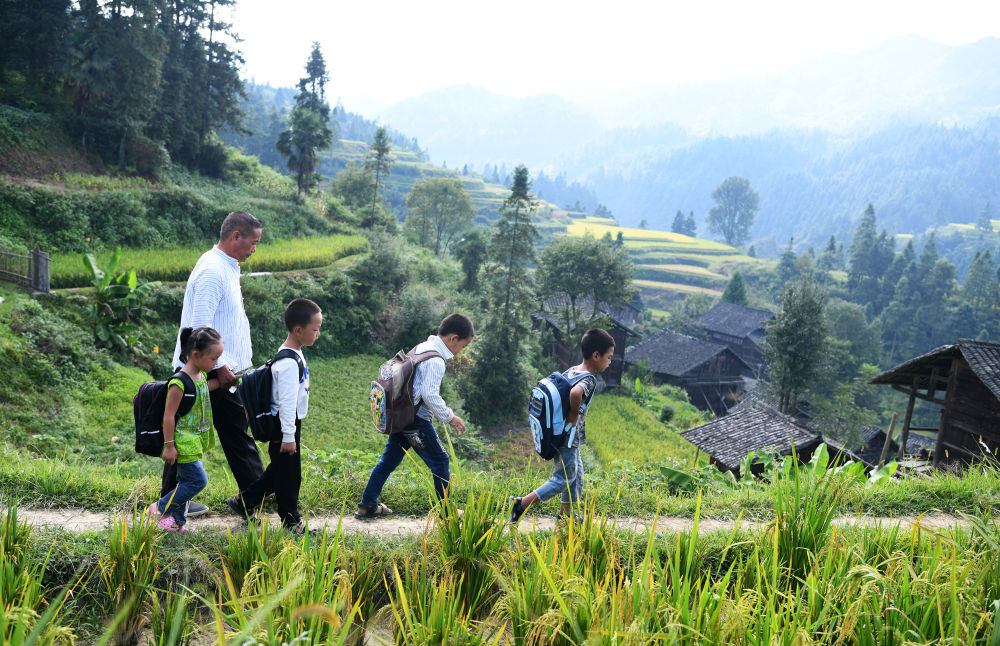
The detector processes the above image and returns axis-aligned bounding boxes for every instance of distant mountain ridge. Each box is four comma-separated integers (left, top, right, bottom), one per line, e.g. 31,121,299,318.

373,36,1000,249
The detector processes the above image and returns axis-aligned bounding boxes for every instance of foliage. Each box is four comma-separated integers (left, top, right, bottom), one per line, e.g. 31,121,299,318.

536,233,635,334
278,43,335,195
365,126,394,223
706,176,759,247
99,513,161,646
450,226,489,292
83,246,160,351
402,178,474,255
765,277,829,413
720,270,748,305
465,165,540,428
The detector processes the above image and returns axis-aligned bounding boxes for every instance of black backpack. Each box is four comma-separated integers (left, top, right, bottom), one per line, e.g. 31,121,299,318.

369,348,442,435
238,348,305,442
133,371,197,457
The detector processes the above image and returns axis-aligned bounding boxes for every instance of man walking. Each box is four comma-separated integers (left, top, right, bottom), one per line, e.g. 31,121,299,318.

162,211,265,515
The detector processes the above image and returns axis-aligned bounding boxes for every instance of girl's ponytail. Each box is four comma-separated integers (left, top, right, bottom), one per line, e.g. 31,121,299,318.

178,327,194,363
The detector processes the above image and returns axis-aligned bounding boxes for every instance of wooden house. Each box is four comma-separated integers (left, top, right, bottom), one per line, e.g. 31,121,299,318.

532,296,641,387
698,302,773,374
681,400,822,476
624,328,752,414
869,339,1000,467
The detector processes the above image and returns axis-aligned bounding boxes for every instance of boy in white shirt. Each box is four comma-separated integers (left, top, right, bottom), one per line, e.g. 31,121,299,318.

356,313,474,519
227,298,321,532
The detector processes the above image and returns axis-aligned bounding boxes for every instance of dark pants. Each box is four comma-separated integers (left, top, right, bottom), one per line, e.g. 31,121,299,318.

361,416,451,508
160,372,264,498
239,421,302,527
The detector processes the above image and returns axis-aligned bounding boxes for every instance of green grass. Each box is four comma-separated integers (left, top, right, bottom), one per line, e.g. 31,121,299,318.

49,234,369,288
586,396,695,467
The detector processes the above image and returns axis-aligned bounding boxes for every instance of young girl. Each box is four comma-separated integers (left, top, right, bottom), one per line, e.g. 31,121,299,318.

146,327,222,532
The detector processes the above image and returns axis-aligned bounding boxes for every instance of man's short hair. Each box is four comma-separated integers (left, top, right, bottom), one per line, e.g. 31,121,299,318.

581,328,615,359
438,313,474,340
285,298,321,331
220,211,262,243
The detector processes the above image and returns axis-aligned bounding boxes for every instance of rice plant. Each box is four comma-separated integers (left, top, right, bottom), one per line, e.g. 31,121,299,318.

217,526,358,645
386,557,496,645
0,503,75,645
99,511,161,646
435,487,509,616
219,520,285,594
149,591,193,646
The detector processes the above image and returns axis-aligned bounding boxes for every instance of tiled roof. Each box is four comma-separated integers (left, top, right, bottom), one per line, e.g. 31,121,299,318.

625,328,742,377
870,339,1000,402
680,401,821,472
699,302,774,339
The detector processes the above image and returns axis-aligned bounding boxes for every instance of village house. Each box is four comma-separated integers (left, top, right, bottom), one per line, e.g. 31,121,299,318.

697,301,774,375
624,327,752,414
869,339,1000,467
681,400,822,476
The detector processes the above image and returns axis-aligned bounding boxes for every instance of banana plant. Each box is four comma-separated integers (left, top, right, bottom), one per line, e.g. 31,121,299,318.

83,247,160,351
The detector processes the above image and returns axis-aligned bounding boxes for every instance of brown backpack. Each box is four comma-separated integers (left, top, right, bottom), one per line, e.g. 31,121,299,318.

370,347,442,435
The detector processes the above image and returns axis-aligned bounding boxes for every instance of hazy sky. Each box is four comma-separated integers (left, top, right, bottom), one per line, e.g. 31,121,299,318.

232,0,1000,114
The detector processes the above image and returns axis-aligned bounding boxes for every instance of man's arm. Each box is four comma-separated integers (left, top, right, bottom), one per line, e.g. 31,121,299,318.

187,271,238,371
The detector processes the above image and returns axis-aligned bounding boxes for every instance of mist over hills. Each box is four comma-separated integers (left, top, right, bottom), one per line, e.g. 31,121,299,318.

374,35,1000,251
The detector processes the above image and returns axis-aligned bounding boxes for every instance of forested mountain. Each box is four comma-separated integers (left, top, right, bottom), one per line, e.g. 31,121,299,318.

374,37,1000,252
589,121,1000,253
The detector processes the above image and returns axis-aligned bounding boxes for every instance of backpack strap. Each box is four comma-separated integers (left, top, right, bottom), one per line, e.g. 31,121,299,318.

271,347,305,381
169,370,198,419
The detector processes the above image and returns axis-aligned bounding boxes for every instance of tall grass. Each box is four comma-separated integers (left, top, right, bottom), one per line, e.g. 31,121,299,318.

99,512,161,646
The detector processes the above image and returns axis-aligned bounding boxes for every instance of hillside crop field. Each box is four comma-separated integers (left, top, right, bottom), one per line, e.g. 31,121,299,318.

49,234,369,288
562,217,759,299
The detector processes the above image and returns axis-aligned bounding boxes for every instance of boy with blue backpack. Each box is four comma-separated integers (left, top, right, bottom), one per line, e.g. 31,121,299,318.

509,328,615,524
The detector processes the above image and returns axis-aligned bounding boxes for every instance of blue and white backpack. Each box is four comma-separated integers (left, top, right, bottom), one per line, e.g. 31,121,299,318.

528,370,594,460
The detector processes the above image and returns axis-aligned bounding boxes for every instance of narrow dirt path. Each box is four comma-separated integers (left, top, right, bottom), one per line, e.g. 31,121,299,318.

14,507,969,537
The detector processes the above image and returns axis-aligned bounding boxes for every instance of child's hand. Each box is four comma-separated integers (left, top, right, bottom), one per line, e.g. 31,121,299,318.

162,444,178,464
280,441,297,454
449,415,467,434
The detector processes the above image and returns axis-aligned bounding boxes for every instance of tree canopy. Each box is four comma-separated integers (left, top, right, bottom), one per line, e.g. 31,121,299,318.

403,178,475,255
706,176,758,247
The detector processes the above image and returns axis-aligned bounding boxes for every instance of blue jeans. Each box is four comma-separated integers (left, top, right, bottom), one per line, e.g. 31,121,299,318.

534,445,583,504
361,417,451,508
158,460,207,526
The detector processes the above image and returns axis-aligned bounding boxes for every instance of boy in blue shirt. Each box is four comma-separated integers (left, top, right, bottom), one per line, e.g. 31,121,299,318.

509,328,615,524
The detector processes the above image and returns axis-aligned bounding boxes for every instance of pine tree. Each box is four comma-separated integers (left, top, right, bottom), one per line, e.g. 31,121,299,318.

671,210,687,234
277,42,333,195
721,271,748,306
464,165,540,427
366,126,393,224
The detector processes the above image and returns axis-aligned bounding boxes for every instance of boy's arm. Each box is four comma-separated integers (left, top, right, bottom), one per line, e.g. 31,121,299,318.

416,358,454,424
272,357,300,449
161,383,183,464
566,385,584,425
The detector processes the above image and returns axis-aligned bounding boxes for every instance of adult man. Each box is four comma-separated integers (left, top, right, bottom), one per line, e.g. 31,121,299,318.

162,211,264,516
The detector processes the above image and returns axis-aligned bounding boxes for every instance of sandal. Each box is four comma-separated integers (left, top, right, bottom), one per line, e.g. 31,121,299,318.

509,497,526,525
355,503,393,520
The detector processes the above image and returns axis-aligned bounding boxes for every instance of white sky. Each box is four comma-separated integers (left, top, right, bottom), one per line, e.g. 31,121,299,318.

231,0,1000,114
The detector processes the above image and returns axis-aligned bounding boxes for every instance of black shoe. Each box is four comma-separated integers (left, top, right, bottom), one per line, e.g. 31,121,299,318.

509,497,526,525
403,431,425,450
185,501,210,518
224,496,249,521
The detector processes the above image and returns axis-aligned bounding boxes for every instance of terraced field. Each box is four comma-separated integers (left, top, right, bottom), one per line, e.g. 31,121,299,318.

562,216,760,301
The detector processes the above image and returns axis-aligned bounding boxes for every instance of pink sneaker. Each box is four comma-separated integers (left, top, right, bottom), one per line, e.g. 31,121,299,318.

145,503,162,519
156,516,192,533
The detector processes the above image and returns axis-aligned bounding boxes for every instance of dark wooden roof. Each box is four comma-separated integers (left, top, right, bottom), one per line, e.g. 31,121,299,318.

870,339,1000,402
681,401,821,472
699,302,774,339
625,328,749,377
